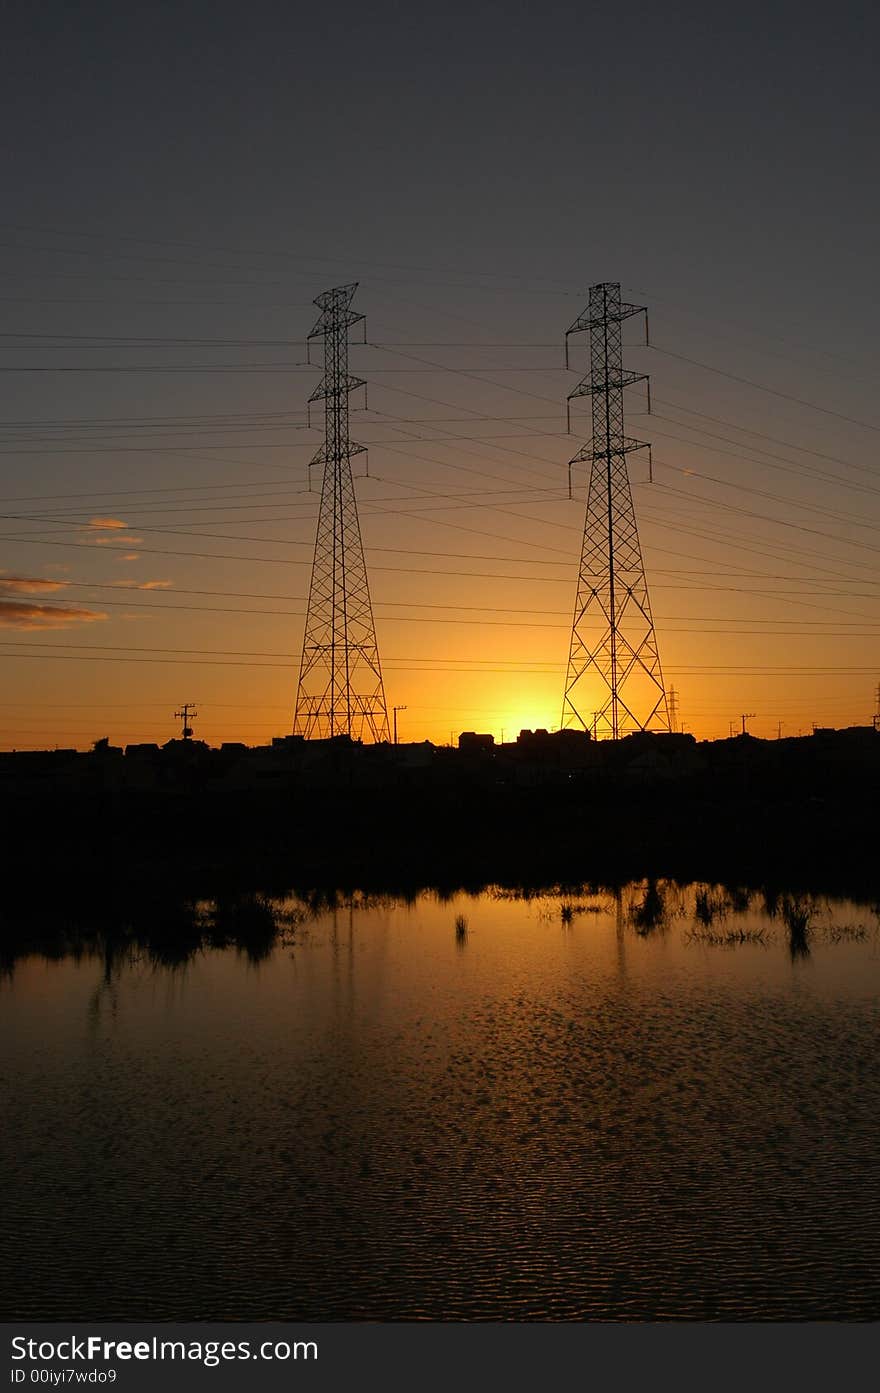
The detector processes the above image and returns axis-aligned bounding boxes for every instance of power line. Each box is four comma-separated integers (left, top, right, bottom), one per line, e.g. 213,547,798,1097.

4,525,880,618
648,395,878,482
650,345,880,435
623,285,874,383
648,482,880,561
0,407,560,430
12,587,880,636
0,361,573,374
23,458,880,580
0,333,567,346
0,648,875,676
0,221,576,293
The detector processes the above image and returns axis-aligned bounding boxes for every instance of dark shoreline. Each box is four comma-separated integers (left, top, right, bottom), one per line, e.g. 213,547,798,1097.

2,779,876,971
12,774,879,887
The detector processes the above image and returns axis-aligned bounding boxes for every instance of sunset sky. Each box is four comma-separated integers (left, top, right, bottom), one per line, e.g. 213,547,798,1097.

1,1,878,748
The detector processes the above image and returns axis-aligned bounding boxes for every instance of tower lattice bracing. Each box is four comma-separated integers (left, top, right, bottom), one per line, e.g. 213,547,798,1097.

293,283,390,742
561,282,669,739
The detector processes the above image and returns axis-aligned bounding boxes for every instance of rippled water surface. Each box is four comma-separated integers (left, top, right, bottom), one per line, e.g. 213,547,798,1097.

3,883,880,1320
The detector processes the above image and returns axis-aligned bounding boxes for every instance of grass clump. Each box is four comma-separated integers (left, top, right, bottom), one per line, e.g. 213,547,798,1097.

631,881,666,935
686,926,769,948
781,894,814,959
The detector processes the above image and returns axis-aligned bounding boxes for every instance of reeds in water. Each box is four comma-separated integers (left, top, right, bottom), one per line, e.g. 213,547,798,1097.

686,926,769,948
781,894,814,959
631,881,667,935
694,887,727,926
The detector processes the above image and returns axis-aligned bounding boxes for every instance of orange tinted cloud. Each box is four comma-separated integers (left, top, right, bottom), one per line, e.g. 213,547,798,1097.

112,577,170,589
85,518,143,547
0,600,106,630
0,574,68,596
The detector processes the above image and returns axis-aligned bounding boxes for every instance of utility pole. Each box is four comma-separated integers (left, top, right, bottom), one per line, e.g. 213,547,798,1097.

728,720,736,739
741,712,755,736
392,704,407,745
561,282,669,740
174,703,197,740
667,686,679,734
293,283,390,742
874,682,880,731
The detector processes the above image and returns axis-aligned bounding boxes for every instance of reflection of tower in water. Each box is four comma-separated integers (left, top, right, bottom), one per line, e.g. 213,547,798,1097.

614,886,627,981
326,895,394,1041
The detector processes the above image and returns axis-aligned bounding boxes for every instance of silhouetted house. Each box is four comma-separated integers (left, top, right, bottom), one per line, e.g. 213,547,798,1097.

809,724,880,777
122,742,166,791
91,737,122,755
516,727,591,754
512,727,595,775
0,748,80,793
162,738,210,755
812,725,876,741
213,732,402,791
84,738,125,791
209,746,286,791
458,732,495,752
615,730,701,780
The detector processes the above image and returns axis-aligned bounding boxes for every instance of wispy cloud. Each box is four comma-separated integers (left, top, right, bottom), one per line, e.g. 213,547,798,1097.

0,600,106,630
112,577,170,589
0,574,69,596
85,517,143,547
117,553,141,562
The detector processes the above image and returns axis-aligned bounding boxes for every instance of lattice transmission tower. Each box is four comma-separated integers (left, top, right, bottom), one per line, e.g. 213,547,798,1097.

561,282,669,739
293,283,390,742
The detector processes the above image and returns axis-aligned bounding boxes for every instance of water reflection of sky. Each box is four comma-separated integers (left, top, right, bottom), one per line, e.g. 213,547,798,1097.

3,884,879,1320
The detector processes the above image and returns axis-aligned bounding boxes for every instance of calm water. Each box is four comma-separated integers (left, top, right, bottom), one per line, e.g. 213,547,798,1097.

2,882,879,1320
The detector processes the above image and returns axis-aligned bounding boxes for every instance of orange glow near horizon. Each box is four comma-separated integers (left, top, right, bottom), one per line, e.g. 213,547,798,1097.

0,287,877,751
